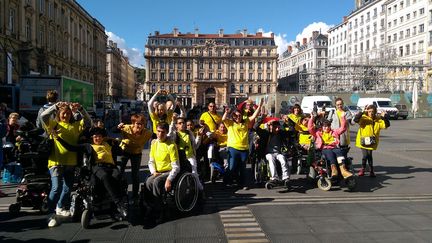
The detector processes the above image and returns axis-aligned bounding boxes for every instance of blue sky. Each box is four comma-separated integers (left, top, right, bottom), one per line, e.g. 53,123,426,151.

77,0,355,67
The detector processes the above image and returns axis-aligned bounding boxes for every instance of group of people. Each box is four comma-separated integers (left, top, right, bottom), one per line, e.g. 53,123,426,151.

0,88,391,227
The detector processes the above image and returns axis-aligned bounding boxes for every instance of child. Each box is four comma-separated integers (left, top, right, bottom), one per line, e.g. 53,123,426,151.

90,127,127,218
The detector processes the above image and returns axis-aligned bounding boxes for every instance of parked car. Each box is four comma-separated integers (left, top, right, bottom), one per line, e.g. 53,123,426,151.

395,104,408,119
346,105,361,116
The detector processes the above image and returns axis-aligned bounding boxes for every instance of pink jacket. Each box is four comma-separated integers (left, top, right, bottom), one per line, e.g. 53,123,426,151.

307,116,347,150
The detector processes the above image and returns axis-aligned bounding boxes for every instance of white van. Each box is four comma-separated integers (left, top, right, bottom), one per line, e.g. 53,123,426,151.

356,97,398,119
301,96,335,115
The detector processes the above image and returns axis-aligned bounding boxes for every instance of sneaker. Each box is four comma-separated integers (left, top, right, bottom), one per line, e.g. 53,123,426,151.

358,168,365,177
116,204,128,218
369,171,376,177
47,214,60,227
56,207,71,217
283,179,290,189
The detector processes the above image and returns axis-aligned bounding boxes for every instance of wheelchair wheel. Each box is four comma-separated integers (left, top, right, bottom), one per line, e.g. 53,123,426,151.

39,197,49,214
317,177,332,191
175,173,199,212
9,203,21,216
345,176,357,191
81,209,92,229
265,182,273,190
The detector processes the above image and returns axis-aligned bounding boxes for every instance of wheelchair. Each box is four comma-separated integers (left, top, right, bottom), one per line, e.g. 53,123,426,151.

69,145,129,229
139,153,200,222
310,148,357,192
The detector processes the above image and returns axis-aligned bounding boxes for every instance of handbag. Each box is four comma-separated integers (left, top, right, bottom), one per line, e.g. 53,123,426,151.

37,124,58,159
360,121,376,146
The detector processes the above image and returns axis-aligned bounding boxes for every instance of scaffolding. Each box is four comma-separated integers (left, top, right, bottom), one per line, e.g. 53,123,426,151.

299,46,428,94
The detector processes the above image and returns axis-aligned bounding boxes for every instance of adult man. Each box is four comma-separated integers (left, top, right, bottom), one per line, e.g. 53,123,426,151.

36,90,59,130
199,102,221,133
144,122,180,222
254,117,291,187
328,97,353,157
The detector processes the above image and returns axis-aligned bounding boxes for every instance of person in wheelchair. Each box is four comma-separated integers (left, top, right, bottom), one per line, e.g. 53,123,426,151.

89,127,128,218
143,122,180,222
254,116,291,187
168,114,204,191
307,112,353,179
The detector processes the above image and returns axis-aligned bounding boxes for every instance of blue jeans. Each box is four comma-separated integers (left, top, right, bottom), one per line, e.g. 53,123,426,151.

322,148,344,166
225,147,248,186
48,166,75,212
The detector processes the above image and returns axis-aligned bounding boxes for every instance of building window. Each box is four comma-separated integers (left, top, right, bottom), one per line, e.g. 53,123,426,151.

209,73,213,80
169,72,174,81
199,61,203,69
151,84,156,93
217,73,222,80
258,85,261,93
248,85,252,93
178,62,182,69
178,85,182,93
25,18,31,41
240,61,244,69
267,61,271,69
199,73,204,79
267,73,271,80
240,73,244,81
160,61,165,69
9,8,16,33
258,73,262,81
240,84,244,93
186,73,191,81
186,85,190,93
169,61,174,69
169,85,173,93
248,73,253,80
178,72,182,81
160,84,165,90
160,72,165,81
218,61,222,69
151,72,156,80
186,61,191,69
419,24,424,33
208,62,213,69
231,73,235,80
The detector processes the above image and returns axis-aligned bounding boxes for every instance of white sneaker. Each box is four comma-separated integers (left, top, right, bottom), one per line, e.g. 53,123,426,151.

56,207,71,217
48,215,60,227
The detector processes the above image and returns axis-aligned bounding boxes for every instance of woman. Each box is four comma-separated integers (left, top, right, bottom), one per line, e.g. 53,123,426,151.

5,112,20,144
41,102,92,227
147,89,176,134
222,98,263,188
118,114,152,204
353,104,390,177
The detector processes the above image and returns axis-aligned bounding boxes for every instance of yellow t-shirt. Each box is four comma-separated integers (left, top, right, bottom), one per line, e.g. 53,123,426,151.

336,110,350,144
214,130,228,147
224,119,249,151
176,131,194,158
91,142,114,165
150,110,174,134
355,115,386,150
322,132,336,145
288,113,302,125
47,119,85,168
120,125,152,154
150,139,179,173
199,112,222,132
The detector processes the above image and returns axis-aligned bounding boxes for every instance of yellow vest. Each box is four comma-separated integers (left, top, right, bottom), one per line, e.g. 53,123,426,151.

150,139,179,172
176,131,194,158
355,115,386,150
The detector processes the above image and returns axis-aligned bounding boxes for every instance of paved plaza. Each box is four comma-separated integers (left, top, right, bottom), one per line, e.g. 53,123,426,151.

1,118,432,242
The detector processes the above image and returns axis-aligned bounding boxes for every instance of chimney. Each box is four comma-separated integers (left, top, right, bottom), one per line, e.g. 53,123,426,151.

113,43,117,48
271,33,274,38
154,31,160,36
256,31,262,37
194,28,199,37
312,30,319,39
343,16,348,23
296,41,300,48
173,27,179,37
302,38,307,46
109,40,113,46
288,45,292,52
242,29,248,37
219,28,224,37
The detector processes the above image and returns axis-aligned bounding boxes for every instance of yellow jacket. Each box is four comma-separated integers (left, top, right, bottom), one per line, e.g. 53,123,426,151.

355,115,387,150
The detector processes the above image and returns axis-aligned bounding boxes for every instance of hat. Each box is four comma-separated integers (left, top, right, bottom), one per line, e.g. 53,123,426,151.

263,117,280,125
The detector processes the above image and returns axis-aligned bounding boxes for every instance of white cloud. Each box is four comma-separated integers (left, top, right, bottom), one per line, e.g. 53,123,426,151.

257,28,289,56
294,22,333,43
106,31,144,67
258,22,333,55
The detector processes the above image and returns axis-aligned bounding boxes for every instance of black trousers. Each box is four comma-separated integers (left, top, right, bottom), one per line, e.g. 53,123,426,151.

92,163,122,204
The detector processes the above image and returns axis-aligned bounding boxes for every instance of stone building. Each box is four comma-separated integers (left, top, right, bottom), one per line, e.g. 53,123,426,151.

144,28,278,108
0,0,107,100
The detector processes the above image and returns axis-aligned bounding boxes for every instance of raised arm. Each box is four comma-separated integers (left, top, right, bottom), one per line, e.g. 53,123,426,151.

40,102,61,128
248,98,264,121
222,107,231,122
147,90,160,113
